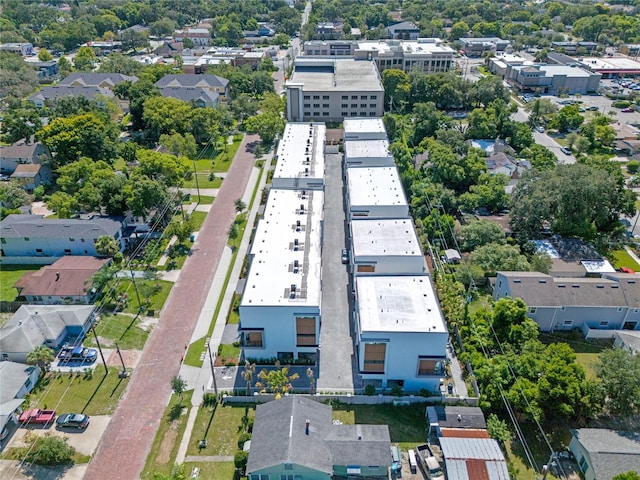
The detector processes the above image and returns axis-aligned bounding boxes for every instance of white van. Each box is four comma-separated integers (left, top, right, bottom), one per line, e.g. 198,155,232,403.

408,449,418,474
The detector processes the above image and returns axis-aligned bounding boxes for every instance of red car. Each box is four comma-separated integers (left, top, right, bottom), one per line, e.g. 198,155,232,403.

19,409,56,425
621,107,635,112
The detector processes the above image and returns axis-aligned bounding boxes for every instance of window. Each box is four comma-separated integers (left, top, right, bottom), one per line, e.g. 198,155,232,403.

530,307,536,314
322,103,329,108
341,104,348,108
296,317,316,346
351,95,358,99
64,249,71,254
24,237,30,241
360,95,368,100
81,238,85,242
371,95,377,99
251,475,270,480
303,95,310,100
304,103,310,108
35,248,43,253
578,456,588,473
417,357,445,376
599,321,609,326
313,103,319,108
322,112,329,116
360,112,367,116
281,475,294,480
363,343,386,373
360,103,367,108
357,265,375,272
370,104,377,108
341,112,348,117
304,111,310,116
313,112,319,117
313,95,320,99
284,464,293,471
563,320,572,326
369,112,376,116
241,330,264,347
322,95,329,99
69,237,75,241
342,95,348,100
351,104,357,108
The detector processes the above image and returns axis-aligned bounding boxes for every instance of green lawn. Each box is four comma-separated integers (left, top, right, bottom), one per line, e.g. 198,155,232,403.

540,332,611,380
217,343,240,366
183,461,235,480
331,403,426,450
186,403,254,456
142,391,193,479
609,249,640,271
575,353,600,380
182,173,223,189
185,195,215,205
29,368,130,416
0,264,41,302
195,137,243,173
86,313,150,350
191,211,208,231
117,279,173,317
184,337,209,367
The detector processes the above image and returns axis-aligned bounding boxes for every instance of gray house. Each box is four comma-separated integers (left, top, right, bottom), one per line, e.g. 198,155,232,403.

0,140,50,175
57,72,138,89
158,86,219,107
0,214,124,262
493,271,640,334
569,429,640,480
0,305,95,363
154,74,229,102
29,85,114,108
0,361,41,439
247,396,391,480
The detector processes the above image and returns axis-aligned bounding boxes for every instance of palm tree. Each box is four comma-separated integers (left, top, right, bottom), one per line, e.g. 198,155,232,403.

241,360,256,396
255,361,299,399
27,346,55,372
306,367,315,395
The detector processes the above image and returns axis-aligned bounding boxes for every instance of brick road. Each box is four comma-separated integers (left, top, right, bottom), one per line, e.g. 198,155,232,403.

84,134,260,480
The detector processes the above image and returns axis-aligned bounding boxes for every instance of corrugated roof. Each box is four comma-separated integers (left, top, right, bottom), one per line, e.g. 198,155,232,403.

0,214,122,239
441,438,509,480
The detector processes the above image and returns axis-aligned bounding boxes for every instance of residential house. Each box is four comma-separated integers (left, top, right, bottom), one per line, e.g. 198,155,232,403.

25,59,59,80
153,41,184,58
570,429,640,480
239,188,324,363
174,27,212,46
286,58,384,122
10,164,52,192
346,166,409,219
531,237,615,278
0,361,40,439
57,72,138,90
154,74,229,102
349,219,424,275
0,43,33,56
0,214,124,262
613,330,640,353
0,140,50,175
316,22,344,39
14,256,110,305
158,87,219,108
387,21,420,40
439,437,510,480
485,152,531,194
459,37,511,56
426,406,488,441
272,123,325,191
0,305,95,363
29,85,114,108
354,275,448,392
493,271,640,334
247,396,391,480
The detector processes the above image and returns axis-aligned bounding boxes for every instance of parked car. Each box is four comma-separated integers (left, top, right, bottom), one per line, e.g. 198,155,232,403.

341,248,348,264
560,147,572,155
586,106,598,111
19,409,56,425
58,346,97,363
536,125,545,133
56,413,90,429
621,107,635,113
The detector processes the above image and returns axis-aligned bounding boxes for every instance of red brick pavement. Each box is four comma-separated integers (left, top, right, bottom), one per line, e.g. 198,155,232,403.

84,134,260,480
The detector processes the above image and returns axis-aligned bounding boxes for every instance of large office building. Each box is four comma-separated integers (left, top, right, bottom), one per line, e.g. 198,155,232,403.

285,58,384,122
354,275,448,391
272,123,326,190
239,187,324,363
303,38,454,74
508,63,601,94
346,166,408,220
459,37,511,56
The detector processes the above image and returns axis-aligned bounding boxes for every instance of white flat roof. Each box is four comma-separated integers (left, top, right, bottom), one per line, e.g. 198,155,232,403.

343,118,386,137
290,58,383,91
345,139,391,159
352,218,421,257
274,123,326,182
347,166,407,207
356,276,446,333
581,56,640,71
243,189,323,307
538,64,593,78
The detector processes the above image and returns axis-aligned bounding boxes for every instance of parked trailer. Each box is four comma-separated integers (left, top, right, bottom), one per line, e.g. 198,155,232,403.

415,444,445,480
408,448,418,474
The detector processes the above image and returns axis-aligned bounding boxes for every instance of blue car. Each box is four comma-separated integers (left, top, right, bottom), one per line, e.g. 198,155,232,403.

58,346,97,363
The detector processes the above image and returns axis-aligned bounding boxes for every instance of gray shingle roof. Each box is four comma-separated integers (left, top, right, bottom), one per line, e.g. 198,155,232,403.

0,362,39,404
154,73,229,89
58,72,138,87
158,87,219,105
247,396,390,474
29,85,114,103
428,406,487,429
0,141,47,161
388,21,420,32
0,214,122,239
572,429,640,480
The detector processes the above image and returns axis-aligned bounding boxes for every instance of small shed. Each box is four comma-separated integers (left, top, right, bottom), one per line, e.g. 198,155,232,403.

444,249,462,264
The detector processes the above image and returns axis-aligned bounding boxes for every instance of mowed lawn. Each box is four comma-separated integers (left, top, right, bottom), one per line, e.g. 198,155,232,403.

0,264,41,302
609,249,640,271
187,403,254,456
29,368,129,416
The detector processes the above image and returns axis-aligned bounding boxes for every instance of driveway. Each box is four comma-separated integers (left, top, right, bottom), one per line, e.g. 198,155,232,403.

84,134,260,480
511,107,576,164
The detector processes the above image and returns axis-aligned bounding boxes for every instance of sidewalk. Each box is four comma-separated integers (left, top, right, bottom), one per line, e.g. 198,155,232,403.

175,160,269,464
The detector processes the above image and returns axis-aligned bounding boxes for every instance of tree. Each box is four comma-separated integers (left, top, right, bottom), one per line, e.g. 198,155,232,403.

154,463,186,480
596,348,640,415
46,191,78,218
234,199,247,214
548,104,584,133
241,360,256,396
459,173,509,214
126,175,168,218
24,433,75,465
228,223,239,243
73,46,98,72
0,182,29,209
167,216,196,244
171,375,187,403
486,414,511,445
159,133,197,159
0,52,39,100
244,111,285,146
27,345,55,372
255,362,300,398
382,69,410,111
98,53,143,76
136,149,189,186
457,220,506,252
307,367,315,395
520,144,556,171
95,235,120,257
142,97,194,142
37,48,53,62
613,473,640,480
0,105,42,144
471,243,531,274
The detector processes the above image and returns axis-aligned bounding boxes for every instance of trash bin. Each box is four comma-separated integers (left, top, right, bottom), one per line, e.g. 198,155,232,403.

447,382,454,394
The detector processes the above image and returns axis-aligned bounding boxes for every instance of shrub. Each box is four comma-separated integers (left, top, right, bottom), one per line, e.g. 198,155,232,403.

237,432,252,449
234,450,248,470
613,100,631,108
24,433,75,465
390,385,403,397
628,160,640,174
364,384,376,396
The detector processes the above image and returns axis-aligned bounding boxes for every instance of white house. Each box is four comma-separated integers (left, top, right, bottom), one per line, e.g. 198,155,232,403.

344,139,394,167
0,214,124,263
0,361,40,439
350,218,425,275
493,271,640,334
346,166,408,219
343,117,388,141
272,123,325,190
354,275,448,392
239,188,324,363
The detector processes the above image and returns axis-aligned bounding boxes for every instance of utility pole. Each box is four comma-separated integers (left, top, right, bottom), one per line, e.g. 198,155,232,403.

115,343,129,378
207,342,218,399
91,324,108,375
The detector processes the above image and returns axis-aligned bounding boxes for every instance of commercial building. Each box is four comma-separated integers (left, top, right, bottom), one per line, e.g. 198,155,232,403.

285,58,384,122
508,64,601,95
578,56,640,78
354,275,448,391
344,139,394,167
343,117,387,141
493,271,640,335
303,38,454,74
387,21,420,40
0,43,33,56
239,188,324,363
551,41,598,55
459,37,511,56
272,123,325,190
349,219,424,275
346,166,408,219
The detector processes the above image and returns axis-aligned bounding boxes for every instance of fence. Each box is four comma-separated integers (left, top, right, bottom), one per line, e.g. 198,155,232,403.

221,393,479,406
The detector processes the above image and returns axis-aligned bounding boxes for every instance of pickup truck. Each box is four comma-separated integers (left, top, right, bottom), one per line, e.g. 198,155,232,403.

19,409,56,425
415,444,445,480
58,345,97,363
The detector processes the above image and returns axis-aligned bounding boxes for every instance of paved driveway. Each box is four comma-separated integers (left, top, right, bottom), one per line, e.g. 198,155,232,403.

84,135,260,480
